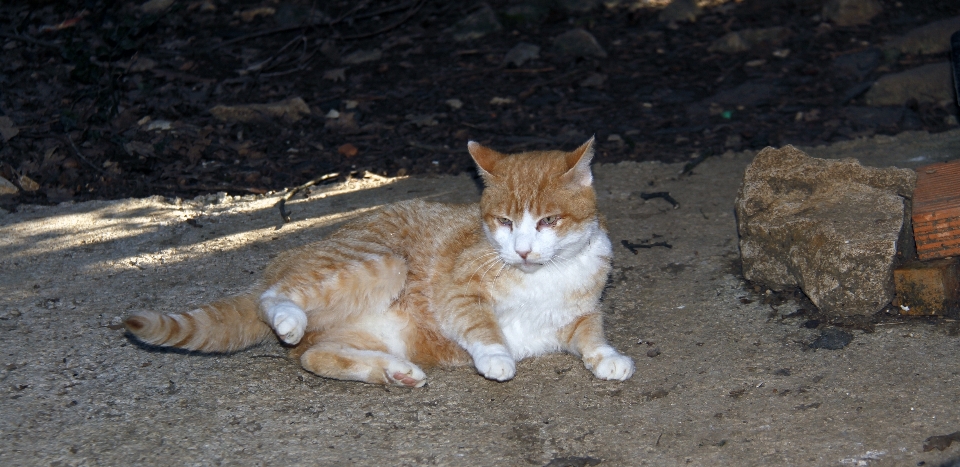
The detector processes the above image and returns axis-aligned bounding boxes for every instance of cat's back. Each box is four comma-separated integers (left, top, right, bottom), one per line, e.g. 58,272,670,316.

334,199,481,254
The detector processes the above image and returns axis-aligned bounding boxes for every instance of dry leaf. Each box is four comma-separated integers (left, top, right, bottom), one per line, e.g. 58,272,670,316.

0,116,19,142
338,143,359,157
19,174,39,192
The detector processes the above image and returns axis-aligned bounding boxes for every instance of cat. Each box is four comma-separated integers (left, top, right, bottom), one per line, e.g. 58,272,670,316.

124,137,635,387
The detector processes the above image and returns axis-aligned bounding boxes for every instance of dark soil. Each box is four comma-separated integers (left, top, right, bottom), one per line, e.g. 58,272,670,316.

1,0,958,209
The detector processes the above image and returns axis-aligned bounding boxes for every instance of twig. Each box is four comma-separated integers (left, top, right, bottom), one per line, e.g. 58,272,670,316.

639,191,680,209
407,140,454,153
62,134,107,175
341,0,425,40
621,239,672,254
275,172,340,223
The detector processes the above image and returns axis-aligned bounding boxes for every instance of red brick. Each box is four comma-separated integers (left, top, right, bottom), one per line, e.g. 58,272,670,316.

893,258,959,316
913,160,960,260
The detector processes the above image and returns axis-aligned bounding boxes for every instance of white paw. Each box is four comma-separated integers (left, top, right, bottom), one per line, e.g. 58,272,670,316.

384,360,427,388
271,308,307,345
471,344,516,382
588,349,635,381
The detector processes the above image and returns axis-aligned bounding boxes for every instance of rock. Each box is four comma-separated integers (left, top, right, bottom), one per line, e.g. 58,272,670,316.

209,97,311,124
821,0,882,27
503,4,549,24
864,62,953,106
557,0,599,13
735,145,916,316
445,99,463,110
579,72,607,88
449,4,503,42
884,16,960,56
658,0,702,23
707,27,793,54
832,48,881,80
341,49,382,65
503,42,540,67
0,116,18,141
553,29,607,59
0,176,18,195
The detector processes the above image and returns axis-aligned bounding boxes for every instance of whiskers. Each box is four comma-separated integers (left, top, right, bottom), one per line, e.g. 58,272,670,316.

466,251,506,283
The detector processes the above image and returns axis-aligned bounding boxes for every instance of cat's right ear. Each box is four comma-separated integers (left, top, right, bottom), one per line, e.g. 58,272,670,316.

467,141,504,179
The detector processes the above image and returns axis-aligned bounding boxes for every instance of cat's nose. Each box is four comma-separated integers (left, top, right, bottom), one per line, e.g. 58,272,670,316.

516,249,530,259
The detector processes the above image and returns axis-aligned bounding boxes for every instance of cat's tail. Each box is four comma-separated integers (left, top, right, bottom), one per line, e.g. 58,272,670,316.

124,294,273,352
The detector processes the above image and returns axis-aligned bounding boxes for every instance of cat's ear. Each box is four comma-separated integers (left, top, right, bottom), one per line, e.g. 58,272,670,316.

468,141,504,179
561,136,596,187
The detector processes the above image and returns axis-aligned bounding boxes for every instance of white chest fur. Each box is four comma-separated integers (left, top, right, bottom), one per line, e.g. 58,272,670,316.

492,230,612,359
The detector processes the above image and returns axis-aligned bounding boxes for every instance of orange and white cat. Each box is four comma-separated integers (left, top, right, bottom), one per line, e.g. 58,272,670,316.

125,137,634,387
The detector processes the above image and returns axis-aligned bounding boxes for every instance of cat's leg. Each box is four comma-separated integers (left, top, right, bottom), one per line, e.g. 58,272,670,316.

298,336,427,388
437,297,515,381
559,313,634,381
259,287,308,345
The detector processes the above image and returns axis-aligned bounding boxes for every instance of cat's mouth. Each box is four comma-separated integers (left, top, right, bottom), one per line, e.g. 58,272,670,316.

516,259,545,272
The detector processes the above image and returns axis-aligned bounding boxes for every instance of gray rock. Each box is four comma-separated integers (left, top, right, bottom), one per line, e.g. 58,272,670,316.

832,48,881,80
884,16,960,56
341,49,382,65
735,145,916,316
449,4,503,42
821,0,882,27
503,42,541,67
553,29,608,59
503,4,549,24
658,0,702,23
707,27,793,54
864,62,953,106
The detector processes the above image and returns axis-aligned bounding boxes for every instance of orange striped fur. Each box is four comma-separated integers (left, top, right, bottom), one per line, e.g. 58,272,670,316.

125,138,634,386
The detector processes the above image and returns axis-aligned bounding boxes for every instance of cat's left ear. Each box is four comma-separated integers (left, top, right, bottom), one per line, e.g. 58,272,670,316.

467,141,504,179
561,136,596,187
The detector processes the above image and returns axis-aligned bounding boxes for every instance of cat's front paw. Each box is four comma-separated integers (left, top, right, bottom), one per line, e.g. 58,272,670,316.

385,360,427,388
271,308,307,345
585,347,635,381
470,344,516,382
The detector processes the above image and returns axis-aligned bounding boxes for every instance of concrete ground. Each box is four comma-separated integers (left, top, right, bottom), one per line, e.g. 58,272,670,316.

1,130,959,466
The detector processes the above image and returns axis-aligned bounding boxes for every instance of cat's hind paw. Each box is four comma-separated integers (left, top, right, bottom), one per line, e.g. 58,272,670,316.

271,307,307,345
385,360,427,388
586,348,635,381
470,344,516,382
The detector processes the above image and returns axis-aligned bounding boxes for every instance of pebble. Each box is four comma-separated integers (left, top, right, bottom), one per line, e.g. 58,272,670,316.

449,4,502,42
553,29,607,59
503,42,540,67
821,0,882,27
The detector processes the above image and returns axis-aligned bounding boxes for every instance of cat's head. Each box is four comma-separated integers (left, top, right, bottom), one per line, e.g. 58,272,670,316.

468,137,601,272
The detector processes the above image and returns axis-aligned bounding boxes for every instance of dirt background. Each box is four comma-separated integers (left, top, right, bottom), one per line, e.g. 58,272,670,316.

2,129,960,466
1,0,959,209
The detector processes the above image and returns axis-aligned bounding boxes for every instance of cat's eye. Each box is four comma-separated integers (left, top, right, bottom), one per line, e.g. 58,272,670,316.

496,217,513,227
538,216,559,227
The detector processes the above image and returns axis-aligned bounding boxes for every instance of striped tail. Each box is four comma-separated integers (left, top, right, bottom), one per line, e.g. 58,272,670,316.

124,294,273,352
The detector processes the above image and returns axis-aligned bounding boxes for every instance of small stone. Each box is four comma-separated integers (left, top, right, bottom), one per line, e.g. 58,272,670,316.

341,49,382,65
821,0,882,27
323,68,347,82
123,141,156,157
553,29,607,59
0,176,18,195
325,109,341,119
503,4,549,24
445,99,463,110
646,347,661,358
658,0,702,23
143,119,172,131
489,97,515,106
885,16,960,56
405,114,440,127
503,42,540,67
449,4,503,42
864,62,953,106
808,328,853,350
708,27,793,54
735,145,916,316
0,116,18,141
580,72,607,88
